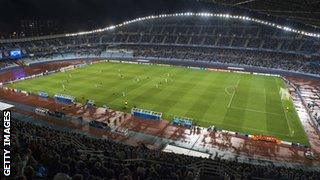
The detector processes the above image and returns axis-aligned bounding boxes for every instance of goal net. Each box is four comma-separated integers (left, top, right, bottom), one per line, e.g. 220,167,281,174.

279,87,291,101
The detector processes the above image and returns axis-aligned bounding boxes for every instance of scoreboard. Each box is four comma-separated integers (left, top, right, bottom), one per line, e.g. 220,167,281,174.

9,49,23,59
0,49,24,60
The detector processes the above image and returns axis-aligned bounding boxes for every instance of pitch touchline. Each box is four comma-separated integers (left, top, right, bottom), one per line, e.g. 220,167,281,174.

275,79,294,136
227,79,240,108
230,106,282,116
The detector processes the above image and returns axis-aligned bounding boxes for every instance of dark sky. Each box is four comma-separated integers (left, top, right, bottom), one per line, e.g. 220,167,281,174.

0,0,212,34
1,0,318,36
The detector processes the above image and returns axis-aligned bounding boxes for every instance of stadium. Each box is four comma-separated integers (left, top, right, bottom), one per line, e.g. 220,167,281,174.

1,1,320,179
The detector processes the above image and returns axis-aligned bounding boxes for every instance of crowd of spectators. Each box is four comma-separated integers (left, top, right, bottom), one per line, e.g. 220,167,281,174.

1,16,319,73
1,43,319,74
0,61,16,69
1,16,319,54
1,30,318,55
305,92,320,130
0,46,105,70
125,45,320,74
10,119,197,180
8,118,320,180
309,103,320,129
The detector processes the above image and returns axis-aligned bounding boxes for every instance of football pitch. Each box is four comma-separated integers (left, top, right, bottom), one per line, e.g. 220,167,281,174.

8,61,309,145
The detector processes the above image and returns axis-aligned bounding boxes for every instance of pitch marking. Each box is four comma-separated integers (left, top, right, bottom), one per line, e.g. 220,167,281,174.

275,78,294,136
227,79,240,108
224,86,234,95
230,106,282,116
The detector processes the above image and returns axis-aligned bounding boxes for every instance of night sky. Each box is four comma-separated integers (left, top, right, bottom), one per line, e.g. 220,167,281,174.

0,0,318,37
0,0,214,35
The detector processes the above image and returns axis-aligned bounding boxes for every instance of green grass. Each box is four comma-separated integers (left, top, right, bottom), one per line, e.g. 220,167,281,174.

8,61,309,145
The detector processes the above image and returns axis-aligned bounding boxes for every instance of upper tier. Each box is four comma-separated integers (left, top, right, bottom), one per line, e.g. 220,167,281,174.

1,14,320,55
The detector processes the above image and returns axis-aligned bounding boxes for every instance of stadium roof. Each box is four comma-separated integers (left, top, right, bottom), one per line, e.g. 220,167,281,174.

0,102,14,111
198,0,320,28
63,13,320,38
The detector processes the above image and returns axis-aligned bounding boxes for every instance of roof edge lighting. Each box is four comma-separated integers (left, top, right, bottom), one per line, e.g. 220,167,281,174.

65,12,320,38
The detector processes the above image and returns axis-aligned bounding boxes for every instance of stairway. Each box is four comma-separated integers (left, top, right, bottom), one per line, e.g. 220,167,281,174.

14,60,27,67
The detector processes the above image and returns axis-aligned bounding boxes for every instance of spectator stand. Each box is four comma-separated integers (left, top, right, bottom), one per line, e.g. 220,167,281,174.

89,120,111,131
